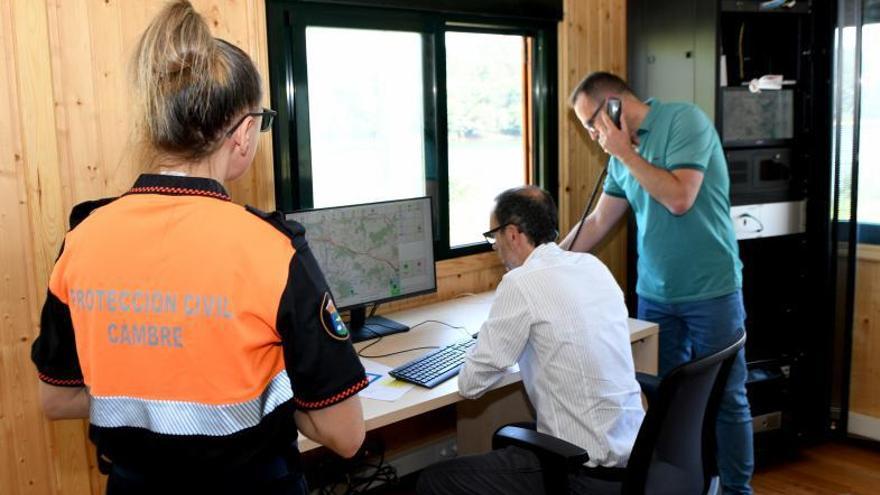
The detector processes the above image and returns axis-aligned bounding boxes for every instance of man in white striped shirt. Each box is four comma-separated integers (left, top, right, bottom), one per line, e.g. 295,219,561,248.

418,186,644,495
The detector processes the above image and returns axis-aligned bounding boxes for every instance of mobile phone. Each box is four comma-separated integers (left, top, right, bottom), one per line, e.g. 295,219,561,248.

607,97,622,129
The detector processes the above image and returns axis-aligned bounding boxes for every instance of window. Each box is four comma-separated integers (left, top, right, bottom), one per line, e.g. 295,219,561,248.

446,32,530,246
833,13,880,244
832,26,857,224
267,3,557,258
857,21,880,235
306,27,426,207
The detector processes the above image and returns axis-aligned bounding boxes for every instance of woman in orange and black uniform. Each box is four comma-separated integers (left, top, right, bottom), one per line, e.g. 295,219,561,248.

30,2,367,493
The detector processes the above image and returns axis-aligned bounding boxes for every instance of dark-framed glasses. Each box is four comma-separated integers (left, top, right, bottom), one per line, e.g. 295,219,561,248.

482,223,511,245
585,97,606,132
226,107,277,137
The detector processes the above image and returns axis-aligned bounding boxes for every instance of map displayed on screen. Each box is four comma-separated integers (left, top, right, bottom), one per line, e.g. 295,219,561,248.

287,197,435,309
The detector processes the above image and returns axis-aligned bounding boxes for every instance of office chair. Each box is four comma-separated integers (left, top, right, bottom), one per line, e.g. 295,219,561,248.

492,331,746,495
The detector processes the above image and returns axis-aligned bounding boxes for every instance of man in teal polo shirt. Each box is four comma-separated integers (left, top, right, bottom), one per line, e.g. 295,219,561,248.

561,72,753,494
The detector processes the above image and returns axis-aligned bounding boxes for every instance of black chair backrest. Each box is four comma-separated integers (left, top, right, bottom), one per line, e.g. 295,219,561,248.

623,332,746,495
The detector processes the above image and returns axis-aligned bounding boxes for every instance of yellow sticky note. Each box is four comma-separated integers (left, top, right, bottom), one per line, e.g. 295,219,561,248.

382,377,410,388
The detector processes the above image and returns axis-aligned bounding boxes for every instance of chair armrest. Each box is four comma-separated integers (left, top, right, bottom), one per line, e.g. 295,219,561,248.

492,426,625,492
636,372,661,405
492,426,590,467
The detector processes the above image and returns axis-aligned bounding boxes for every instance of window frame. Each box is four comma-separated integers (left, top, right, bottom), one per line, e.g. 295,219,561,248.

838,220,880,245
266,1,558,259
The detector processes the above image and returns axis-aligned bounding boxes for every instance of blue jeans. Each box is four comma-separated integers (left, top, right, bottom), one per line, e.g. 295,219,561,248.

638,290,753,495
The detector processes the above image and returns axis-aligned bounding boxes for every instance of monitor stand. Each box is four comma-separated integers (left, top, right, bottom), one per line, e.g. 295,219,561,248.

348,307,410,343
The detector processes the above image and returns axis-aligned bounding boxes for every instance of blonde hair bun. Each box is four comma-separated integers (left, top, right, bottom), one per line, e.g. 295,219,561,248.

133,1,261,161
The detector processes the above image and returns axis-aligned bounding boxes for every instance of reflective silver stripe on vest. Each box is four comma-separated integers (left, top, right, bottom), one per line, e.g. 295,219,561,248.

90,371,293,436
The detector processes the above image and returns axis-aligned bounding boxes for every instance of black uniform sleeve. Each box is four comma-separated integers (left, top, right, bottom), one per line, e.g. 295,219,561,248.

276,226,368,410
31,199,115,388
32,288,85,387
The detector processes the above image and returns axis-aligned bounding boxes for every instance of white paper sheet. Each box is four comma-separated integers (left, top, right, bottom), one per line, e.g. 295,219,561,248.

359,358,414,402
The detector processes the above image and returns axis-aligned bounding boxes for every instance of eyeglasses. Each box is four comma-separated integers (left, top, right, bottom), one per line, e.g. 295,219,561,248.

226,107,277,137
585,97,606,132
482,223,512,245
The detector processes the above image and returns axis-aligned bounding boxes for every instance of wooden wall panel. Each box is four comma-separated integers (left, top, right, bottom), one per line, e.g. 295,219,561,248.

1,1,628,493
851,245,880,420
1,2,276,494
381,252,507,314
3,1,93,494
42,0,275,209
558,0,628,287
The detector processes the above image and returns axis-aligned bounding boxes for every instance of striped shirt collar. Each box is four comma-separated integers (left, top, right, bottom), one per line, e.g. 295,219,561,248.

126,174,231,201
520,242,560,267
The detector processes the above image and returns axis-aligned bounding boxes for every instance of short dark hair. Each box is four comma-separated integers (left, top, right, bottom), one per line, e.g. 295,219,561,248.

493,186,558,246
568,71,634,107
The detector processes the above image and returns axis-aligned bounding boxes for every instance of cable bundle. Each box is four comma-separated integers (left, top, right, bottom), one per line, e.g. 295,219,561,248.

310,439,400,494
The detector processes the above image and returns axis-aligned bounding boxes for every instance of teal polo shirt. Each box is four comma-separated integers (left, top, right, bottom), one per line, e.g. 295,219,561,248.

604,99,742,304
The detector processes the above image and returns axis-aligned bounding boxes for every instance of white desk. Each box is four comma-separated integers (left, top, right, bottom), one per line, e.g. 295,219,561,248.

299,291,659,453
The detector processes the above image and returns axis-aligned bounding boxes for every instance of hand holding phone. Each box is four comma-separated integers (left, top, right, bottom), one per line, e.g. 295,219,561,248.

569,97,622,251
606,97,622,129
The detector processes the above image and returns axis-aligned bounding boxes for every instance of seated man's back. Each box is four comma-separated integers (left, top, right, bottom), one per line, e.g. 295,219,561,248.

459,242,645,467
419,185,643,495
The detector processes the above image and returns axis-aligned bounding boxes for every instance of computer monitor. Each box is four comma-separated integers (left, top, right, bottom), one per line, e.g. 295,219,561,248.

722,87,794,145
286,197,437,343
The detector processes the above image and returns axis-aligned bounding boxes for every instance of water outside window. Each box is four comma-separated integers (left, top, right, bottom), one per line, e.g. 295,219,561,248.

446,32,529,247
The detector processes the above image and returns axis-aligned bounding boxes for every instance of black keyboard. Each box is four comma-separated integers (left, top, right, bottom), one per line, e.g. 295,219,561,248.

389,339,476,388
